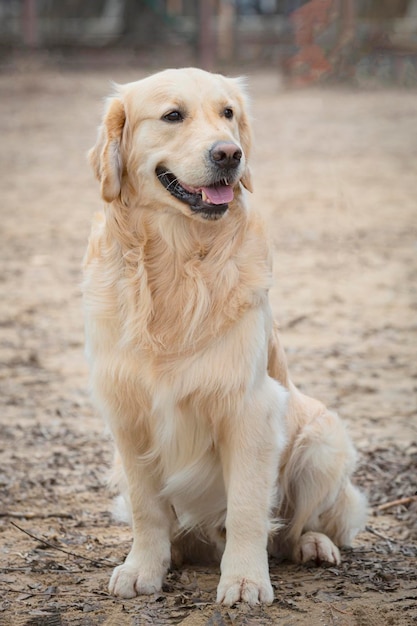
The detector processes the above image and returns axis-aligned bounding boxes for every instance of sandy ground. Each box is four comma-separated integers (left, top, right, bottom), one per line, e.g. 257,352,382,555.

0,63,416,625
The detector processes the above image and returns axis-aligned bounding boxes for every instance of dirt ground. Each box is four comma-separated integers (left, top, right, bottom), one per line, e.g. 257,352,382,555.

0,61,416,626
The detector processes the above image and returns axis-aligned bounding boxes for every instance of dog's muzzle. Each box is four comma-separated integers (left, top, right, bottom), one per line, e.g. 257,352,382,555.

156,142,242,220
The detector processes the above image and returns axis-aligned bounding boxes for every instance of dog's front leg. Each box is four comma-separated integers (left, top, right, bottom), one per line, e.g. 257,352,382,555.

108,431,172,598
217,383,285,606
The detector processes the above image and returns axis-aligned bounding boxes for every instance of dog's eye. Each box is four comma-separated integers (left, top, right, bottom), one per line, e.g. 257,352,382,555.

223,108,234,119
163,110,183,123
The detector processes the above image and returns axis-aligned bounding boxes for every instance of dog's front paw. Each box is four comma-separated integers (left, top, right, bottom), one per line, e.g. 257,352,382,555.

216,576,274,606
297,531,341,566
109,563,163,598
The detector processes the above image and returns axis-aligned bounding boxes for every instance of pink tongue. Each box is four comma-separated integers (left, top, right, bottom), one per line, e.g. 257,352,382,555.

202,185,234,205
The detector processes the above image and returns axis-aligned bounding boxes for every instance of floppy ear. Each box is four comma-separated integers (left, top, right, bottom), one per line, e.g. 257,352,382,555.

238,103,254,193
240,166,253,193
233,78,254,193
88,97,126,203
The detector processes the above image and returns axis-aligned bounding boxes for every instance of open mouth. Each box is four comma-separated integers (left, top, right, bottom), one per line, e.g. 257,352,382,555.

156,167,234,220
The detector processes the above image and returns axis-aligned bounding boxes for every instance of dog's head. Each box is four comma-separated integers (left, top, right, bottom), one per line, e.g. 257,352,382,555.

89,68,253,221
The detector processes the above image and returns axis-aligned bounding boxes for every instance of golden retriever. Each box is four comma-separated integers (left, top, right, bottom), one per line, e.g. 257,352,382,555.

83,67,366,606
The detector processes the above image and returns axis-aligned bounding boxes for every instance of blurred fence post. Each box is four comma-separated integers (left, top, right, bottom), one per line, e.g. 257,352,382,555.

198,0,216,69
218,0,236,62
22,0,39,47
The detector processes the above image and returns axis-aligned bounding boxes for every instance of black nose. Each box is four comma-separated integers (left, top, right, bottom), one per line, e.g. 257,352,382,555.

209,141,242,170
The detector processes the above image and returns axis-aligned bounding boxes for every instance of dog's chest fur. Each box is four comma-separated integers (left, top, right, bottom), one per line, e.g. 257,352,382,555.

84,207,277,529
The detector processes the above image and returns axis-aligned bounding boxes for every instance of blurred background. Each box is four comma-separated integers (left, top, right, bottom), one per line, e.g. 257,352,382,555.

1,0,417,85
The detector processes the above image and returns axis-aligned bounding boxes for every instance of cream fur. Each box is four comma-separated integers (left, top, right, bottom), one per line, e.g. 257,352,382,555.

83,67,366,607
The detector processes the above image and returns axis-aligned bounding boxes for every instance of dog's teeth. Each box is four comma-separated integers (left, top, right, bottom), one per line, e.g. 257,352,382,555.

201,190,210,203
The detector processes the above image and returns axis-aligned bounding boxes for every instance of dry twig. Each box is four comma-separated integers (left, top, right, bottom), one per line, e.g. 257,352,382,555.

0,511,73,520
377,496,417,511
365,525,397,543
10,521,116,566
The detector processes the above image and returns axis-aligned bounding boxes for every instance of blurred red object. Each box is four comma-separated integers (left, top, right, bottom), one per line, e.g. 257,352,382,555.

288,0,355,86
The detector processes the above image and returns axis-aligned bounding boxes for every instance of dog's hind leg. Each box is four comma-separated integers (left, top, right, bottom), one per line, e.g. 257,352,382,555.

273,405,367,565
290,479,366,566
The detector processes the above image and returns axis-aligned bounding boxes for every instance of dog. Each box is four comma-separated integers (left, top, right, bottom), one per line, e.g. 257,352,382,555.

83,67,366,606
